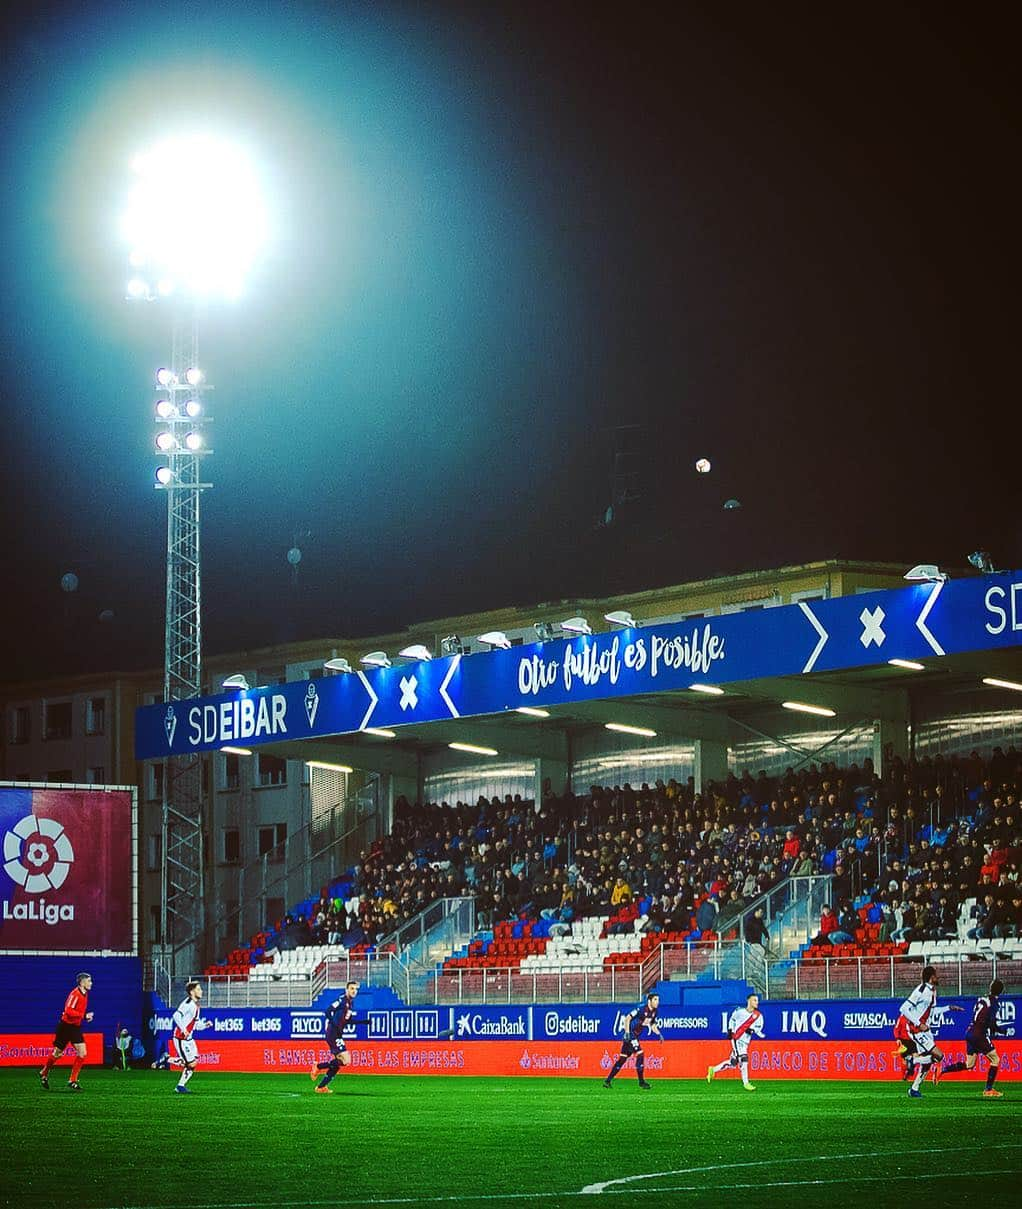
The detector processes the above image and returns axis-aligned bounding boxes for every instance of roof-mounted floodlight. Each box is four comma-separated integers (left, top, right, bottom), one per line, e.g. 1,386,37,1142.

604,610,636,628
222,674,250,691
904,565,947,583
398,644,432,662
560,616,592,636
360,651,391,669
516,706,550,718
323,657,352,674
478,631,511,649
781,700,836,717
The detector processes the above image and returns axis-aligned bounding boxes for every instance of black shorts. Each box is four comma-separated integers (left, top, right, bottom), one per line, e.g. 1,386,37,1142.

966,1034,995,1056
326,1029,347,1055
619,1036,642,1057
53,1021,85,1050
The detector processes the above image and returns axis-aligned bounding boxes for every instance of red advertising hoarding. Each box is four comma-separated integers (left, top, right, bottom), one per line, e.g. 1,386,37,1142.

0,1033,104,1067
142,1039,1022,1079
0,785,136,954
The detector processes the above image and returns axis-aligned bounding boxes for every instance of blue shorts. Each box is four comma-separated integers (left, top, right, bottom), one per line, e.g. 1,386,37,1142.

326,1029,347,1055
966,1034,994,1056
620,1036,642,1057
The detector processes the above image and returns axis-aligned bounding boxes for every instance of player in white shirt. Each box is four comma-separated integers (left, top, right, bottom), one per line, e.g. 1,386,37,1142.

707,992,764,1091
893,965,961,1098
166,981,210,1095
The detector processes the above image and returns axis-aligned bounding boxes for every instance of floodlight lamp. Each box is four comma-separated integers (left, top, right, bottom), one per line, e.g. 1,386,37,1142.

156,368,177,388
360,651,391,669
534,622,555,642
157,279,175,297
126,277,148,299
185,367,203,387
184,431,203,451
185,399,202,418
968,551,996,574
561,616,592,636
398,644,432,662
323,657,353,674
222,674,250,691
156,399,175,419
904,564,946,583
440,635,463,656
604,610,636,628
478,631,511,649
155,431,176,452
122,134,268,300
155,466,173,486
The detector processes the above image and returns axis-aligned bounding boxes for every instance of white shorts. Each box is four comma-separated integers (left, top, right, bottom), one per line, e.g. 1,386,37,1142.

912,1030,936,1055
171,1036,198,1065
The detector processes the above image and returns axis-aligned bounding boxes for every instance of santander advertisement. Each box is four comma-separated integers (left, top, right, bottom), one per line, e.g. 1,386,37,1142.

0,786,135,953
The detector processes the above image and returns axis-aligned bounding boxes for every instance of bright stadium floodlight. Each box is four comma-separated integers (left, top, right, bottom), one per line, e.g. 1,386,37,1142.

220,746,253,756
156,367,177,387
155,466,174,486
184,431,203,452
185,367,203,387
782,700,836,717
560,616,592,636
449,742,498,757
121,135,268,301
363,727,397,738
604,610,636,628
689,683,725,695
185,399,202,418
478,631,511,649
516,706,550,718
323,657,353,674
888,659,925,671
397,644,432,662
360,651,391,669
155,399,176,419
904,564,946,583
222,674,250,691
155,431,176,452
982,677,1022,692
605,722,657,738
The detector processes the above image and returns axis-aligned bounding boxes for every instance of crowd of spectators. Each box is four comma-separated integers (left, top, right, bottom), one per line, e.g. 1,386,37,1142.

268,747,1020,955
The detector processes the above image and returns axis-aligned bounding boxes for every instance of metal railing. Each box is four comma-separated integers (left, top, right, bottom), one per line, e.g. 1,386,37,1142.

727,874,833,956
767,953,1022,999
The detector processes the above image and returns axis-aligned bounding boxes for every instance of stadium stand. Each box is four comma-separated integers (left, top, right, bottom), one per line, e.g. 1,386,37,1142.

202,747,1021,989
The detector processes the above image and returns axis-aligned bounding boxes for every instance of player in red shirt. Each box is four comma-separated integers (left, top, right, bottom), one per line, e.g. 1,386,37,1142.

39,972,93,1091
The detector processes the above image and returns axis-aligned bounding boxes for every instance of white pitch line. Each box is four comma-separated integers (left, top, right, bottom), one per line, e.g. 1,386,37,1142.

580,1141,1022,1195
98,1144,1022,1209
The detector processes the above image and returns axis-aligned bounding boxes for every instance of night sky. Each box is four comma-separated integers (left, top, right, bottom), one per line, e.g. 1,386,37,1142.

0,2,1016,681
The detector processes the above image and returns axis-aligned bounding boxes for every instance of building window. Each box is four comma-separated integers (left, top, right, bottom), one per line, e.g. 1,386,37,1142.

257,753,286,787
85,697,106,735
44,701,72,741
11,706,30,745
258,823,287,861
222,753,241,790
149,905,161,943
148,762,166,801
47,770,73,784
86,766,106,785
265,896,285,929
146,833,162,871
222,828,241,864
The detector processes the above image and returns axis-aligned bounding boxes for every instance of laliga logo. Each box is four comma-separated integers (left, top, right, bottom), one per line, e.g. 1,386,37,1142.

3,815,74,893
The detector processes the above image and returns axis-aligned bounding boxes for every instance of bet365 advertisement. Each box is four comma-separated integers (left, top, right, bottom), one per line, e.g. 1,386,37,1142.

0,785,136,954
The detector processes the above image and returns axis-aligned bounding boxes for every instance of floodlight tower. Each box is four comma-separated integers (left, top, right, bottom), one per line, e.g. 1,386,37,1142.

123,135,267,978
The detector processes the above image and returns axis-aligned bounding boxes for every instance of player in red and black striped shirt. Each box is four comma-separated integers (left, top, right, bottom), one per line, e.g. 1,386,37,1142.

39,972,93,1092
938,979,1005,1097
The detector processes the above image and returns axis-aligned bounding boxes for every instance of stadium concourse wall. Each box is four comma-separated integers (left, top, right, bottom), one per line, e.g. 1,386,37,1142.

135,992,1022,1080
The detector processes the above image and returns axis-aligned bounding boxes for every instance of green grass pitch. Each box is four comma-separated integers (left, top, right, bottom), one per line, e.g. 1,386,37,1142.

2,1069,1019,1208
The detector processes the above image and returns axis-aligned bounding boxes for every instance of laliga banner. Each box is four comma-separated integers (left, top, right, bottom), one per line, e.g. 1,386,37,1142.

0,785,136,954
